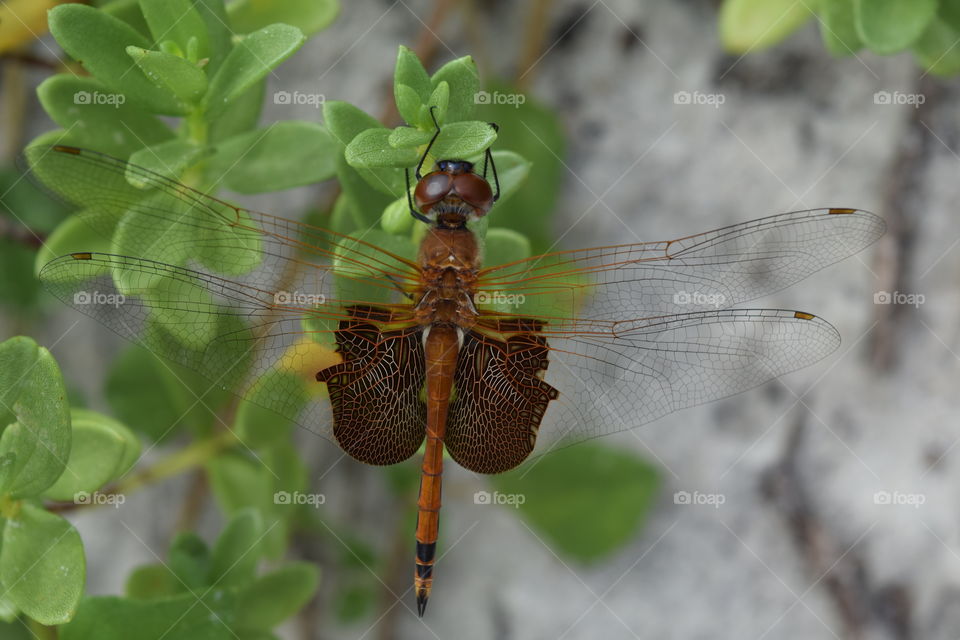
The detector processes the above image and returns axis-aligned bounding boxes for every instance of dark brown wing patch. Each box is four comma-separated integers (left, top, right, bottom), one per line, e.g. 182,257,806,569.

446,322,559,474
316,306,426,465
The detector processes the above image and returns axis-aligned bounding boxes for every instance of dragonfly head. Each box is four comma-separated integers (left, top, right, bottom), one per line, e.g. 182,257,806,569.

414,160,495,223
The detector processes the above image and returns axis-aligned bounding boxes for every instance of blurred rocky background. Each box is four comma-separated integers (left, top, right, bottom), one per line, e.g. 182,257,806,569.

2,1,959,639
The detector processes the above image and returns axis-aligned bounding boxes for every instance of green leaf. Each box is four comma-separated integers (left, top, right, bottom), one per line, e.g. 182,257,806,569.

394,83,423,127
0,619,30,639
0,169,67,310
228,0,338,36
0,166,69,235
125,563,179,599
207,450,295,560
205,23,306,120
430,55,479,123
855,0,938,54
475,227,531,313
42,408,140,501
0,504,85,625
0,344,71,498
35,213,116,281
719,0,814,53
209,80,265,143
913,17,960,74
380,196,414,234
234,370,307,449
481,227,530,269
208,122,336,194
209,509,263,588
193,0,233,74
105,345,229,441
334,582,375,623
942,0,960,31
127,139,205,183
0,337,38,428
394,45,432,103
476,87,561,252
145,279,220,351
168,532,210,591
323,100,381,147
101,0,152,39
493,444,660,563
333,230,417,304
235,563,319,631
479,150,530,205
818,0,862,55
425,80,450,125
346,128,419,169
48,4,188,115
207,452,273,515
425,121,497,163
0,239,38,310
139,0,209,61
36,75,174,156
60,592,237,640
388,126,433,149
126,46,208,105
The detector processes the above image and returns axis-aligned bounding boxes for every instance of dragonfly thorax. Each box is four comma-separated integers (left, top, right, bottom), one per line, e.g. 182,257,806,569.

414,226,480,329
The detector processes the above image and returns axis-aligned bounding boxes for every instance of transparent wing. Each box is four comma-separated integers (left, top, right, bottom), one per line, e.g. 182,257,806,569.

475,208,885,327
468,209,882,454
26,145,421,295
526,309,841,453
30,145,422,443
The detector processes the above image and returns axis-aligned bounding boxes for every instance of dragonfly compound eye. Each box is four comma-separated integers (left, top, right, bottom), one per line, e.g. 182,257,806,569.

414,172,454,212
452,173,494,214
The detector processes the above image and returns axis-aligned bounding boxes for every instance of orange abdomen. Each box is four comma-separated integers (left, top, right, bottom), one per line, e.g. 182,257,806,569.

414,324,459,615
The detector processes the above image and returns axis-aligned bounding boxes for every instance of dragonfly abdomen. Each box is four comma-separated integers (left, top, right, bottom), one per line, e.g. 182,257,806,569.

415,323,460,616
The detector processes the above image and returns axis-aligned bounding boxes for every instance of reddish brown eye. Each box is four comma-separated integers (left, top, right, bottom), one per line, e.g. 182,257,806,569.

414,172,453,212
452,173,494,214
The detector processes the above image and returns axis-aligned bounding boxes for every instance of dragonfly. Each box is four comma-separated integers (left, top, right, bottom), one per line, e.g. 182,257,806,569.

29,121,884,615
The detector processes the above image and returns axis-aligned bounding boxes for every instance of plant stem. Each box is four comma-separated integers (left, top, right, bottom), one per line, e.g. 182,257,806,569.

112,429,237,496
27,619,57,640
46,430,238,513
185,108,208,147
